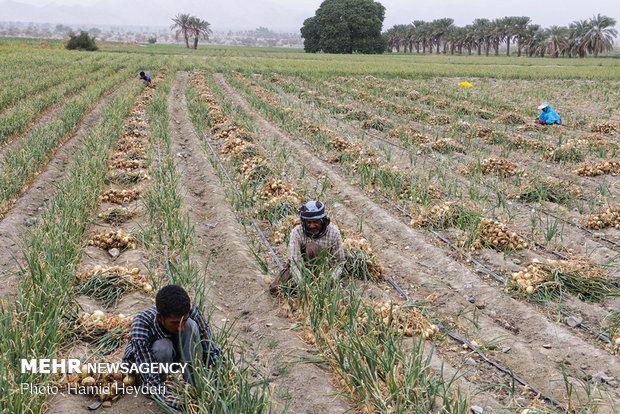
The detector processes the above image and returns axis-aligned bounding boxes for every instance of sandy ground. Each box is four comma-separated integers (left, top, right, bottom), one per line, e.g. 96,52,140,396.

0,81,129,298
213,72,620,412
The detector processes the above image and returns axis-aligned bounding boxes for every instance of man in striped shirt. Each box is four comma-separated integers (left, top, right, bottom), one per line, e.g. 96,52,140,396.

123,285,221,409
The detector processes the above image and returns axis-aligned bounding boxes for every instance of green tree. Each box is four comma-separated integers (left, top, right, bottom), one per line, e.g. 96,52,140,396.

568,20,590,58
513,16,531,57
65,31,98,51
300,16,321,53
430,18,454,54
584,14,617,57
301,0,386,54
188,16,212,49
171,13,191,48
547,25,568,57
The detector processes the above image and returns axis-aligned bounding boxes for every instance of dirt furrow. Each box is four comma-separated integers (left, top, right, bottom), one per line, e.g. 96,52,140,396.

265,76,620,252
47,76,164,414
215,73,620,412
0,82,129,298
263,76,620,326
168,71,350,414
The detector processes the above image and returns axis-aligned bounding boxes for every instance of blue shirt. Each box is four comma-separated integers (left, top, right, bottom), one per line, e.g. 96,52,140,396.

539,106,561,124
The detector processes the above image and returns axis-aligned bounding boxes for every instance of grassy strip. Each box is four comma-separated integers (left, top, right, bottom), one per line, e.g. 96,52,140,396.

0,65,146,214
0,54,103,112
0,81,143,413
186,70,468,413
138,67,276,413
0,59,127,143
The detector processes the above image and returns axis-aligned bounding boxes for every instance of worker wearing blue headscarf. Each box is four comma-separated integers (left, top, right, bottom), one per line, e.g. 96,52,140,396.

537,102,561,125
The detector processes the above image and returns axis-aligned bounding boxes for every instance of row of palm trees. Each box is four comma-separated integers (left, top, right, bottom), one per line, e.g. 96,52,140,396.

170,13,212,49
384,14,617,58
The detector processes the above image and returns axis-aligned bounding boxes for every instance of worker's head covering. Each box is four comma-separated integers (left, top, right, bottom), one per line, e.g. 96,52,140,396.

300,200,330,239
538,103,562,124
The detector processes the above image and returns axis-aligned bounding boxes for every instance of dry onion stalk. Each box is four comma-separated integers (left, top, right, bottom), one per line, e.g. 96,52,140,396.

342,235,384,281
361,116,392,131
88,229,136,250
410,201,474,229
357,300,438,339
100,188,141,204
591,122,617,134
573,159,620,177
78,265,152,293
98,207,136,225
509,258,618,302
585,205,620,230
510,177,581,203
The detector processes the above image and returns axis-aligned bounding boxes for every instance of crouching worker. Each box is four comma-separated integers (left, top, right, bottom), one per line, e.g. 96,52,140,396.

123,285,221,409
139,71,152,86
537,102,561,125
270,200,345,293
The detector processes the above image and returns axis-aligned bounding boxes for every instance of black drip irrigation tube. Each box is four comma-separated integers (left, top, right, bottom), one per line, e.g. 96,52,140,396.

201,130,284,271
200,128,576,414
374,191,611,345
364,130,620,250
387,271,573,413
362,131,570,261
308,130,611,347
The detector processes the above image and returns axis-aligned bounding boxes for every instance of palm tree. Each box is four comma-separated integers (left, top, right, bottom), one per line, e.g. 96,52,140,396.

384,26,401,52
491,18,506,56
568,20,590,58
546,25,568,58
188,16,212,49
397,24,411,52
523,24,541,56
472,18,490,55
422,22,434,54
431,18,454,54
411,20,426,53
584,14,617,57
513,16,531,57
170,13,191,48
463,25,476,55
415,21,432,54
501,16,517,56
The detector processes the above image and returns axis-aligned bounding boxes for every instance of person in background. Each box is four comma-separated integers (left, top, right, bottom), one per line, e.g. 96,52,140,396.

270,200,345,293
139,71,152,86
537,102,561,125
123,285,221,409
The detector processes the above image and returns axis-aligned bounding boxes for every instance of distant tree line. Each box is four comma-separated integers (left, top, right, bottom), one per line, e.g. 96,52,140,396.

170,13,212,49
384,14,617,58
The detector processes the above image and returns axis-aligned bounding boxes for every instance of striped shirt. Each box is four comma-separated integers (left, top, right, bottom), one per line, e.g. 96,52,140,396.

123,304,221,409
288,224,345,283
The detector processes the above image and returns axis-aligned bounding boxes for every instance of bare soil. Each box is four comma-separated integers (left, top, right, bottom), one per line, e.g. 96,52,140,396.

168,71,350,413
0,82,129,298
214,73,620,412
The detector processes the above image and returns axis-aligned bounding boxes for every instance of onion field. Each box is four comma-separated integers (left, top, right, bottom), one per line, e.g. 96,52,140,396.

0,38,618,414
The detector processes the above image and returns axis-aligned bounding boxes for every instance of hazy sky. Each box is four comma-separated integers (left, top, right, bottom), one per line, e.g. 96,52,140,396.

4,0,620,31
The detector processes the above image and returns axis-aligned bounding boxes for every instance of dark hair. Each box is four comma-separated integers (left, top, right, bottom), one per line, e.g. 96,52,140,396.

139,71,145,76
156,285,191,318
